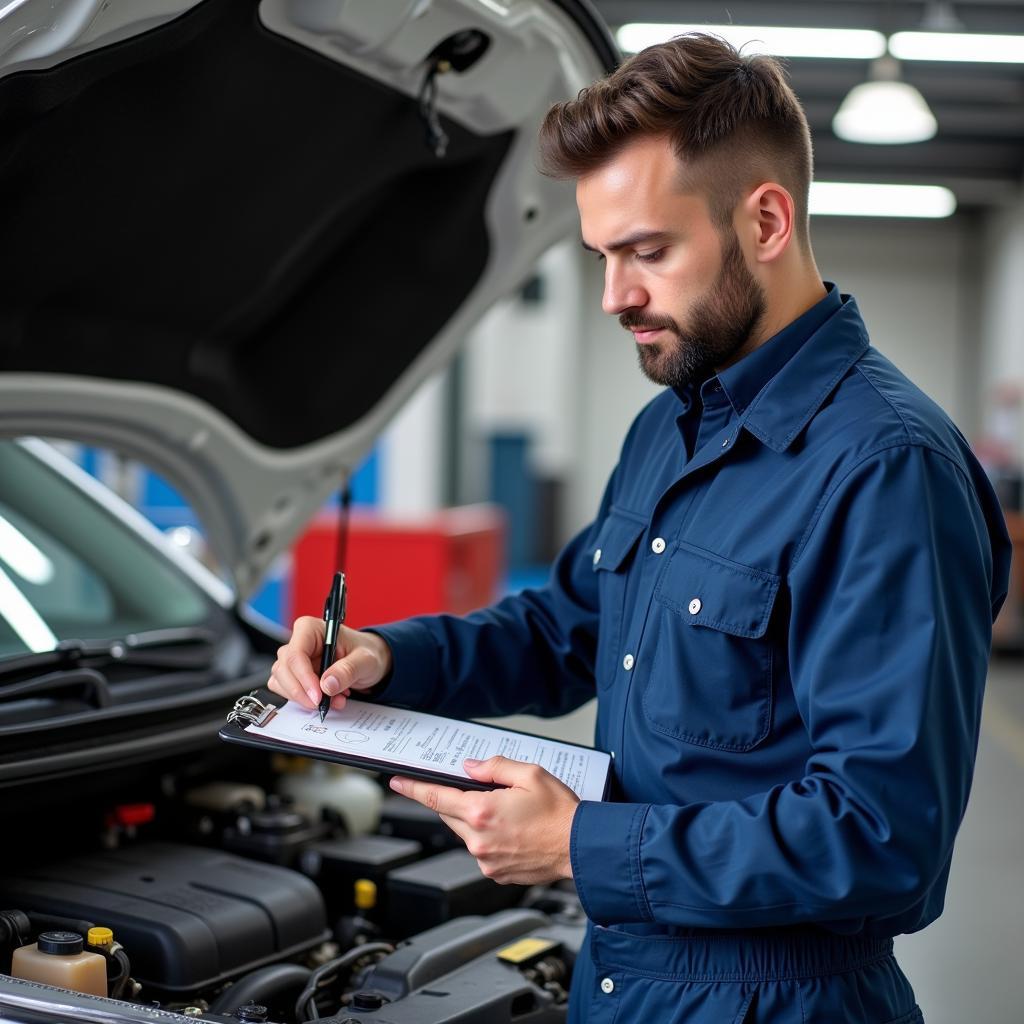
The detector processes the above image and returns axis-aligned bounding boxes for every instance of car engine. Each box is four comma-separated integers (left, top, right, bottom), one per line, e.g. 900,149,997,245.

0,759,587,1024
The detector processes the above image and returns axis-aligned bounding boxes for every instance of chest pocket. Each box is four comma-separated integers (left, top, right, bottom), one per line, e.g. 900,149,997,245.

591,509,646,690
643,542,780,752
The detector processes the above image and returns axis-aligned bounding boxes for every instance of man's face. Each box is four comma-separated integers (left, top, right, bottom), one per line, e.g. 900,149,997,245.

577,135,766,389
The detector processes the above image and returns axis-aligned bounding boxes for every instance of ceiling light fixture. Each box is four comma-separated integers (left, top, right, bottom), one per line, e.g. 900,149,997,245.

832,55,937,144
616,24,886,60
889,31,1024,64
810,182,956,218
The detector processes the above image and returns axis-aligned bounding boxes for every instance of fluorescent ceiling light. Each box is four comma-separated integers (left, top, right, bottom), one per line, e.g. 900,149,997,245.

810,182,956,218
890,31,1024,63
616,24,886,59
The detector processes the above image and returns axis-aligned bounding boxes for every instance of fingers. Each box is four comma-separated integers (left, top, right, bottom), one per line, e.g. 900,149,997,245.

268,655,320,709
437,811,476,848
321,645,384,697
462,755,546,788
267,620,389,714
267,616,325,709
389,776,471,820
292,615,327,658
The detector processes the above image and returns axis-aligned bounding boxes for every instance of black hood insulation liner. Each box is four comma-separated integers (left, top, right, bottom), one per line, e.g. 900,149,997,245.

0,0,513,448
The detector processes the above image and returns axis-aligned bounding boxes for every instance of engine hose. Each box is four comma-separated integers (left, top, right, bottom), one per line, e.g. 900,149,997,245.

294,943,394,1022
26,912,97,938
208,964,313,1015
0,911,30,950
0,910,30,976
109,948,134,1001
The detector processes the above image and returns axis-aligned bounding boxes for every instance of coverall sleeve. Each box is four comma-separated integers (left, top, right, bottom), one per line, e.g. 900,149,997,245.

570,443,1010,929
364,466,620,721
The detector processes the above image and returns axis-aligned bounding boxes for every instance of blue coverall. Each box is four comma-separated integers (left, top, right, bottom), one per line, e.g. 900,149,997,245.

371,285,1013,1023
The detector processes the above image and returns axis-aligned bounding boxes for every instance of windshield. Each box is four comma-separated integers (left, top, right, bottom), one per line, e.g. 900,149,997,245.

0,441,212,657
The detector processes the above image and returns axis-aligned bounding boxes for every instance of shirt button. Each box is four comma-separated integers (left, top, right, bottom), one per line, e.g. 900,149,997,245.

721,437,730,448
610,750,616,759
622,653,635,671
600,978,615,994
593,548,602,566
688,598,702,615
651,537,666,554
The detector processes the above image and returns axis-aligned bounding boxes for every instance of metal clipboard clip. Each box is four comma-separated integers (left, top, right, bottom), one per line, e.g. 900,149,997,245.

226,692,278,728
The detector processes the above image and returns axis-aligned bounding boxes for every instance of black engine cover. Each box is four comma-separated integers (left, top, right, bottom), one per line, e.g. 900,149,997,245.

0,842,329,994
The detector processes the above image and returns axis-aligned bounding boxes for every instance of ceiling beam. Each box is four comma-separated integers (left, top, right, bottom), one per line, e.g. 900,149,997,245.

814,135,1023,174
802,100,1024,135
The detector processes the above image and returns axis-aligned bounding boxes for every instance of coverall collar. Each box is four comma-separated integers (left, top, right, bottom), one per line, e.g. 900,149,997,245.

741,289,869,452
717,282,841,417
668,283,869,454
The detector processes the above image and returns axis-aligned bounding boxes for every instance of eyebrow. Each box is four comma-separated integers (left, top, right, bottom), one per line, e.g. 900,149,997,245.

580,230,672,254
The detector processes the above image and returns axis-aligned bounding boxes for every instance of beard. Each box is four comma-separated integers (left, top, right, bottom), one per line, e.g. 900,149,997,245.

622,233,767,390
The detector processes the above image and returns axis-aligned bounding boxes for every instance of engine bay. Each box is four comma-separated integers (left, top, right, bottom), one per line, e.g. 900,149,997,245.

0,750,587,1024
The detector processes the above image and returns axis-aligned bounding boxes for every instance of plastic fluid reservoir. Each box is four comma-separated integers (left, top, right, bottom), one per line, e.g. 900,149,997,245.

11,931,107,996
277,761,382,835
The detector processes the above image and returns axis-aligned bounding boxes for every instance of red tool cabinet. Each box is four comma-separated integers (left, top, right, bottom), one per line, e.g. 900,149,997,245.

290,505,506,628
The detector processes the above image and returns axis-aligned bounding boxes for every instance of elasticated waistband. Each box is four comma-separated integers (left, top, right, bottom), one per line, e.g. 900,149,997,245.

588,925,895,982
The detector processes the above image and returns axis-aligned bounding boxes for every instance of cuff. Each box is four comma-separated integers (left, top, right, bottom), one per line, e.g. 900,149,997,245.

570,799,653,926
362,618,441,709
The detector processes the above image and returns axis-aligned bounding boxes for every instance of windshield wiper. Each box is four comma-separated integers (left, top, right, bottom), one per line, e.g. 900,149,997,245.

0,667,112,708
0,626,219,681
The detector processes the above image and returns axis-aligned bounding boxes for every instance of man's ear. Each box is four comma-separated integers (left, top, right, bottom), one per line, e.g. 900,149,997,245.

739,182,795,264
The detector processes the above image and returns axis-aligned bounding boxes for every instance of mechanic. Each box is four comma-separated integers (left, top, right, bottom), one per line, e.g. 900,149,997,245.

268,33,1012,1023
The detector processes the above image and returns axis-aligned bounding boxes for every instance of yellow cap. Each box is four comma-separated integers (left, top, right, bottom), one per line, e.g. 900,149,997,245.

87,927,114,947
354,879,377,911
497,937,560,965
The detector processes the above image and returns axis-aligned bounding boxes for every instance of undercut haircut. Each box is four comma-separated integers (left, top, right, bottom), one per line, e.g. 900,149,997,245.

538,33,814,251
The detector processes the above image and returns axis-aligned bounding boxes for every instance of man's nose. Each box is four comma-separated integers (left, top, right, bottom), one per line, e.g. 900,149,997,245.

602,263,648,316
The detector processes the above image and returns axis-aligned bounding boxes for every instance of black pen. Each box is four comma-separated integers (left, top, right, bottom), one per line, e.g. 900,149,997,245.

317,571,346,722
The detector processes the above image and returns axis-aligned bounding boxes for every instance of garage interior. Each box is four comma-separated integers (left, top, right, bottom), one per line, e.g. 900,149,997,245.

0,1,1021,1023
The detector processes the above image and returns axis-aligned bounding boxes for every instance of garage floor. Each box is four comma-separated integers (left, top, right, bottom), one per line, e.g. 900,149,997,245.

895,654,1024,1024
496,655,1024,1022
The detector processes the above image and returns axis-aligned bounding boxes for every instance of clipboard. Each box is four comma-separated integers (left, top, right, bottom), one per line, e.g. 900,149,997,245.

219,691,611,800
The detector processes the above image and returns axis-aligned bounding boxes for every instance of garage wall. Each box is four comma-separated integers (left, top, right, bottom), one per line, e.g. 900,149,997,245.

379,370,447,515
377,241,586,527
463,240,585,482
978,198,1024,463
459,239,585,523
812,215,980,438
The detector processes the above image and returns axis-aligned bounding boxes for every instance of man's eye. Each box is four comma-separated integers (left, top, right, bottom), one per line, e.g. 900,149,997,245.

636,248,665,263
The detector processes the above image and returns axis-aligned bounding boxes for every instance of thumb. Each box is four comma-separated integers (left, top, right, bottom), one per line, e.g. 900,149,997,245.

463,755,533,787
322,646,383,695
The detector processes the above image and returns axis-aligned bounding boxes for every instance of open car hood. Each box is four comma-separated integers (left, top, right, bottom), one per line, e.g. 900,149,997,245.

0,0,616,598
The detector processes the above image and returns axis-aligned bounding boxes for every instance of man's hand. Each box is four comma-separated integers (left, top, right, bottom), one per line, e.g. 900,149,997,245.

390,756,579,885
267,617,393,712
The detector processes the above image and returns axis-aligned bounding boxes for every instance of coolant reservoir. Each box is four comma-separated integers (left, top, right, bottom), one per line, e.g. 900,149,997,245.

277,762,382,835
11,931,107,996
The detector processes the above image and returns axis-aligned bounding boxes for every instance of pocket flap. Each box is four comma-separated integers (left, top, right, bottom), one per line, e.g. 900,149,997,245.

591,510,646,573
655,543,780,638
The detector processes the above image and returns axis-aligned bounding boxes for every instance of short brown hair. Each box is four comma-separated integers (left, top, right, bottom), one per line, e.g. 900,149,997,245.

538,33,814,250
